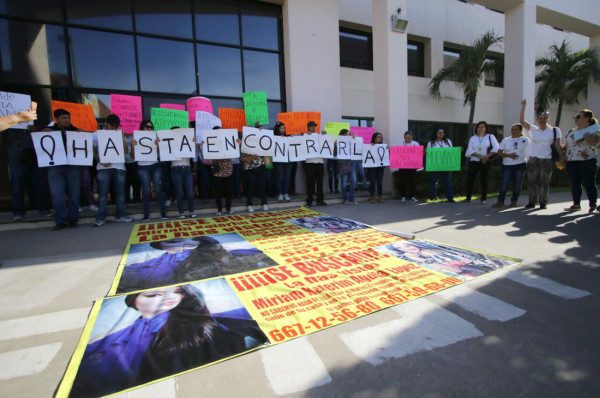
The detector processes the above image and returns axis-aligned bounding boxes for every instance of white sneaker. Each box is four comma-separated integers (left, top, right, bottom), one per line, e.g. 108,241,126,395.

93,220,105,227
165,199,171,207
89,204,98,211
116,216,133,223
401,197,406,203
262,204,269,211
78,206,83,213
283,194,291,202
410,197,418,202
278,194,284,202
216,212,222,216
247,205,254,212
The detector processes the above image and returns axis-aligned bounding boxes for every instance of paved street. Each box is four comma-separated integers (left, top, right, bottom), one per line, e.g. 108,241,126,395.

0,191,598,398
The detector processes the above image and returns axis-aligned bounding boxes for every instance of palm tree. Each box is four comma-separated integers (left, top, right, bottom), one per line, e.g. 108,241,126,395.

535,40,600,127
428,30,504,136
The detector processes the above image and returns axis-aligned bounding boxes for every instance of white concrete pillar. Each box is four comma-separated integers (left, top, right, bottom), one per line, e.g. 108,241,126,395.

503,1,537,137
588,35,600,113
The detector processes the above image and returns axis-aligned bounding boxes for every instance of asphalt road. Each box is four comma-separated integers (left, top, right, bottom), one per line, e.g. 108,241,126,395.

0,191,598,398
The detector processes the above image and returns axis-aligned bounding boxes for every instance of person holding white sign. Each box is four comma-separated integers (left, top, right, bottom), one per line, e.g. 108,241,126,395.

304,121,328,207
241,151,269,212
336,129,358,205
0,103,37,132
272,122,292,202
367,132,387,203
169,127,197,219
94,114,133,226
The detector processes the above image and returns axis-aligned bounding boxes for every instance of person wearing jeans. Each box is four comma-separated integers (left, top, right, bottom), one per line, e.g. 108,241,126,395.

464,121,499,204
241,152,268,212
367,132,386,203
171,160,195,218
426,129,455,202
493,124,530,208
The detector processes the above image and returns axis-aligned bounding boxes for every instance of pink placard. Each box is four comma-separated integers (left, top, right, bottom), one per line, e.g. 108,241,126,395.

186,96,214,120
110,94,142,134
350,126,375,144
390,145,424,169
160,103,186,111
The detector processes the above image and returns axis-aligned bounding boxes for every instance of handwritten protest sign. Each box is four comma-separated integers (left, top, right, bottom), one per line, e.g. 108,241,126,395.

195,111,221,141
110,94,142,134
0,91,33,129
351,137,364,160
202,129,240,160
318,134,336,159
156,129,195,161
350,126,375,144
96,130,125,164
243,91,269,125
363,144,389,168
272,136,288,162
187,97,214,120
287,135,308,161
150,108,189,130
324,122,350,136
31,131,68,167
425,147,461,171
390,145,424,169
133,130,158,162
66,132,94,166
241,126,275,156
277,112,321,134
336,135,353,160
51,100,98,132
219,108,246,132
160,103,186,111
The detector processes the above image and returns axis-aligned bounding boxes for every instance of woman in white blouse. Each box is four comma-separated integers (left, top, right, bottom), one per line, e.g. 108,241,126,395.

464,121,499,204
398,131,420,202
492,124,530,208
562,109,599,213
519,99,565,209
426,128,455,202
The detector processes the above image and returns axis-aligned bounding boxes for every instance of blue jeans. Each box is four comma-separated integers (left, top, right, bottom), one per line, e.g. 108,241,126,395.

429,172,454,200
96,168,127,222
354,160,368,188
368,167,384,196
48,165,82,225
171,166,194,214
340,164,356,202
498,163,527,204
139,163,165,218
9,163,50,217
274,162,292,195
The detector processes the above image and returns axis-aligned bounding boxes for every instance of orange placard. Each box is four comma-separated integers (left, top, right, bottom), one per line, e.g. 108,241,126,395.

219,108,246,132
277,112,321,135
51,100,98,132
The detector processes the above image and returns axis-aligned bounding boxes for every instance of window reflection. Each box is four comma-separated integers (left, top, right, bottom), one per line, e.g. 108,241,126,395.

194,0,239,45
197,44,242,97
69,28,137,90
266,101,281,128
142,96,189,121
80,93,112,118
241,4,279,50
0,19,68,86
339,28,372,70
0,0,63,22
66,0,132,31
137,36,196,94
243,50,280,100
134,0,192,39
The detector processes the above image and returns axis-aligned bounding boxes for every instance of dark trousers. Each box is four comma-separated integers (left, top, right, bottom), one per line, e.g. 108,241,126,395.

9,163,50,217
368,167,384,196
125,162,141,202
196,162,212,201
304,162,324,204
566,159,598,208
466,161,491,201
214,176,233,212
398,169,416,198
327,159,339,192
245,166,267,206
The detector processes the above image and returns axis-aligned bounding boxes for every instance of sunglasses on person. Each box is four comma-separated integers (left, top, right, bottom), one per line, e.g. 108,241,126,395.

573,114,583,119
144,124,154,129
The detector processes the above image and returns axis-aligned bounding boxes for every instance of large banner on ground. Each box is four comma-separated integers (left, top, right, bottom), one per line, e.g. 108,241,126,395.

57,208,519,397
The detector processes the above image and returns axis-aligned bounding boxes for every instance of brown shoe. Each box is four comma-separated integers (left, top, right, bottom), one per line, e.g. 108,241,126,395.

510,201,517,207
378,195,385,203
492,202,503,208
369,196,376,203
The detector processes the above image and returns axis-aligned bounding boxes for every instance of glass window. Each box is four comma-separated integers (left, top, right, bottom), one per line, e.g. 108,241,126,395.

0,0,63,22
0,19,68,86
79,92,112,118
484,56,504,88
69,28,137,90
213,98,244,115
407,40,424,77
241,3,279,51
243,50,281,100
266,101,282,128
194,0,239,45
443,47,461,69
66,0,132,31
197,44,242,97
137,37,196,94
142,96,189,121
339,28,372,70
134,0,192,39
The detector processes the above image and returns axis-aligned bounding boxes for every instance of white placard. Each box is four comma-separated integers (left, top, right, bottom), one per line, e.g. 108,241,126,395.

156,130,179,161
66,131,93,166
362,143,389,168
173,128,196,158
272,136,288,162
195,111,221,142
133,130,158,161
31,131,68,167
97,130,125,164
202,129,240,159
351,137,364,160
336,136,353,160
304,133,320,159
318,134,336,159
0,91,33,130
242,126,275,156
287,135,307,161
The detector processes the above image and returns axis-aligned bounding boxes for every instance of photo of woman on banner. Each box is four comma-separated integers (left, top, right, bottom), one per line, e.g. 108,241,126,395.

117,233,277,293
287,215,368,234
70,279,267,397
378,240,516,279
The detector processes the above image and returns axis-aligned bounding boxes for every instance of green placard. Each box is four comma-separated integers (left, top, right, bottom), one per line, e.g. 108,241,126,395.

324,122,350,136
150,108,189,130
425,147,461,171
243,91,269,126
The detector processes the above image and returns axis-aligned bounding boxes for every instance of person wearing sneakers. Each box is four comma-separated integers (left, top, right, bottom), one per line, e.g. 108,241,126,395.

169,128,197,219
241,151,269,213
304,121,328,207
335,129,358,205
398,130,419,203
492,124,530,209
94,114,133,226
273,122,292,203
368,132,386,204
464,121,499,204
426,128,455,202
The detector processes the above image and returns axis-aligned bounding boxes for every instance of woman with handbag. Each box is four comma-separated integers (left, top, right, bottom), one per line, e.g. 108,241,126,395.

519,99,565,209
464,121,499,204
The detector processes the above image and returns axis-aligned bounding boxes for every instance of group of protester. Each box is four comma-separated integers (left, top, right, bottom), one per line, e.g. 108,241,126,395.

3,99,599,230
